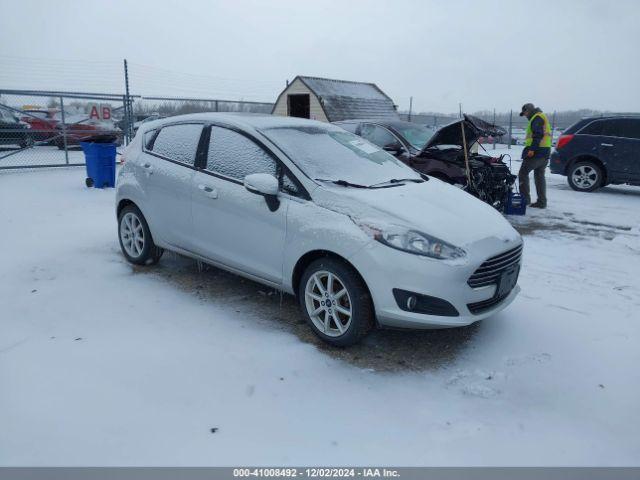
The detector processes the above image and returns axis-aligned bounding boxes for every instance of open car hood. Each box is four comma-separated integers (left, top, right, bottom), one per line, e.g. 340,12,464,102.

420,114,506,154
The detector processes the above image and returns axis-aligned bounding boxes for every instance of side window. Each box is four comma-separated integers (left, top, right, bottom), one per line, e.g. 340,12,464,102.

206,126,277,180
149,123,203,165
626,119,640,140
336,122,359,134
580,120,604,136
360,124,397,148
281,171,301,196
143,129,157,150
601,119,625,138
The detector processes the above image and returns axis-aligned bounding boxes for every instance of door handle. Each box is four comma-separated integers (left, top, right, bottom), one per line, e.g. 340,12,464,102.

601,143,614,147
198,184,218,199
142,163,153,175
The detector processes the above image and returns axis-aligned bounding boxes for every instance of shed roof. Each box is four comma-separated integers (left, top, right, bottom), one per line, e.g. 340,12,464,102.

287,76,399,122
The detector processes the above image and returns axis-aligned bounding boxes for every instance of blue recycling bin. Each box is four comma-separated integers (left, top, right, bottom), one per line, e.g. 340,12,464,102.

80,142,116,188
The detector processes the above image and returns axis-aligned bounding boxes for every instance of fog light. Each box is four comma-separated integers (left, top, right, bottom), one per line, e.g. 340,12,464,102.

406,296,417,311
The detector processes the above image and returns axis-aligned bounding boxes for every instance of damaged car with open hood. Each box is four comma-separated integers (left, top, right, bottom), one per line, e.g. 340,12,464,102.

335,115,517,211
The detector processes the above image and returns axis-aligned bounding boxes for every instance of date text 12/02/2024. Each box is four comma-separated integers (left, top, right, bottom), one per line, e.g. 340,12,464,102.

233,468,400,478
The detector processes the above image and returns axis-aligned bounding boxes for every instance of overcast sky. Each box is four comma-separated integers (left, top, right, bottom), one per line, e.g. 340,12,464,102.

1,0,639,113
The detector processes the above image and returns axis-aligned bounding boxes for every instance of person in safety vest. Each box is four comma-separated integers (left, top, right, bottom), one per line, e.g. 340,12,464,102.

519,103,552,209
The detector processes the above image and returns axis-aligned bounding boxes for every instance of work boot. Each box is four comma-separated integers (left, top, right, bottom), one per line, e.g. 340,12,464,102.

530,201,546,209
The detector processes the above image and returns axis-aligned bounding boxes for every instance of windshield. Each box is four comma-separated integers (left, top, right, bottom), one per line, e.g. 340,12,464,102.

393,123,436,150
261,124,420,186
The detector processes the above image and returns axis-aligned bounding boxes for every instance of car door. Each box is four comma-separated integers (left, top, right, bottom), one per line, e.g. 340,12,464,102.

599,119,637,181
140,122,204,249
621,119,640,180
191,125,289,284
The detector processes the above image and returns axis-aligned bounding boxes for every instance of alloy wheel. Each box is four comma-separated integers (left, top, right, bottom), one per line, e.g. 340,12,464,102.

304,270,353,337
120,212,145,258
572,165,599,189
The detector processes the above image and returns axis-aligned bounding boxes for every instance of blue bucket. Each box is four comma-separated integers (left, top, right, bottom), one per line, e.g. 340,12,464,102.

80,142,116,188
505,191,527,215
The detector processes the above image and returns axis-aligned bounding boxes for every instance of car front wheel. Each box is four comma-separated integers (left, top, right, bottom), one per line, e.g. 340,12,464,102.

568,160,603,192
299,258,374,347
118,204,163,266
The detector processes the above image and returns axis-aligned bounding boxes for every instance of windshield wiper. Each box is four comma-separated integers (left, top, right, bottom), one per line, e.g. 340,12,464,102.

369,178,425,188
314,178,371,188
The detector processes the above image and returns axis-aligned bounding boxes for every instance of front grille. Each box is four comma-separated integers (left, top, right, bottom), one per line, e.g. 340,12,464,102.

467,293,510,315
468,244,523,289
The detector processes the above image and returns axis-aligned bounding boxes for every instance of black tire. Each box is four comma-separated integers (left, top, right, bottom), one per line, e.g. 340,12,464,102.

298,257,374,347
567,160,603,192
19,136,34,148
85,177,94,188
117,204,164,266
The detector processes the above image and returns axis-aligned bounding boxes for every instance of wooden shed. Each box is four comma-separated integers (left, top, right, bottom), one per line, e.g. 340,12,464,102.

272,75,399,122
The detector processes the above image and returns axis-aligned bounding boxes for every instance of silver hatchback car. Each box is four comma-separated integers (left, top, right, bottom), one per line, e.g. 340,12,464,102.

116,113,522,346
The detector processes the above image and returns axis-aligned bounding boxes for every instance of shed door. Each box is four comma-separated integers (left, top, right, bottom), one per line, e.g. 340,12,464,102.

287,94,310,119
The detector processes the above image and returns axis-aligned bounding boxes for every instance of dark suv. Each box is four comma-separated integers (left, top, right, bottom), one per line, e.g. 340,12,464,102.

550,116,640,191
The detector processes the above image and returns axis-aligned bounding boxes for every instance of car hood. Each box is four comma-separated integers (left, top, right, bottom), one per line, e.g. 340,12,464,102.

420,114,506,154
313,179,520,249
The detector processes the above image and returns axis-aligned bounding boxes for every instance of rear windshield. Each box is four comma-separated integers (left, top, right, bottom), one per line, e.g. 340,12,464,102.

260,124,420,186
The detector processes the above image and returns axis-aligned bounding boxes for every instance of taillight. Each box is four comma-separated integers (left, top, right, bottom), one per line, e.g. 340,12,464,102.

556,134,574,150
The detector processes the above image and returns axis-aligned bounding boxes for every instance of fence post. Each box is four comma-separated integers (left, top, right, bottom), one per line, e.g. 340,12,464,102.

214,100,219,112
60,96,69,165
123,59,132,143
508,110,513,150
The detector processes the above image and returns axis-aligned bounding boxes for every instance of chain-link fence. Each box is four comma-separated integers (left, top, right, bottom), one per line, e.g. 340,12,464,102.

0,89,275,170
0,89,131,170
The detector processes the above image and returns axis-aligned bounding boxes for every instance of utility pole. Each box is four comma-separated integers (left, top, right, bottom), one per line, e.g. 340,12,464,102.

493,108,496,150
408,97,413,123
459,103,463,118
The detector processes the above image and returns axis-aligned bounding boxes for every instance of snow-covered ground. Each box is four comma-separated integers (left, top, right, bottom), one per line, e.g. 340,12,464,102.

1,148,639,466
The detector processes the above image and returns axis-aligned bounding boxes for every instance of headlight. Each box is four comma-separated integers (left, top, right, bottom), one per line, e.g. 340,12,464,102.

356,221,466,260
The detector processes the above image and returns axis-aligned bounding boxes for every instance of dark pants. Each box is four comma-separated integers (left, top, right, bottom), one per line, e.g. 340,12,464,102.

519,156,548,206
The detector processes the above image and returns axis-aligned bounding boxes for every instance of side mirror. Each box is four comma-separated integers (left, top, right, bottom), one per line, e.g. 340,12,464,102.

244,173,280,211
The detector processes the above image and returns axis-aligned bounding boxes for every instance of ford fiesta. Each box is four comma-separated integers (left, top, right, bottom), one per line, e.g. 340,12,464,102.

116,113,523,346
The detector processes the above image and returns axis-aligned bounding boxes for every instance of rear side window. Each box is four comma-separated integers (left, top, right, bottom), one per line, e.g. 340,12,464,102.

335,122,359,134
625,119,640,140
580,120,604,136
360,123,397,148
600,119,638,138
149,123,203,165
606,119,640,139
206,126,277,180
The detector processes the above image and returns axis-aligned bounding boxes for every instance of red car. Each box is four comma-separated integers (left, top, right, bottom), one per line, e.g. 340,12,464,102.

53,114,123,149
21,110,122,148
20,109,59,142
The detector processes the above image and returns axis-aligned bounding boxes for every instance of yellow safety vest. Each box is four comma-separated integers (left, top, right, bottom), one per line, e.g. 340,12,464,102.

524,112,552,148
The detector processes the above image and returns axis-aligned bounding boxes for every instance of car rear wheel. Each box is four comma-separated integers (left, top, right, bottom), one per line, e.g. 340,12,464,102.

299,258,374,347
568,161,603,192
118,204,163,266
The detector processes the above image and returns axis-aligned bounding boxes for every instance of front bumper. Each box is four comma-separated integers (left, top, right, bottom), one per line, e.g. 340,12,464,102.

349,237,522,329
